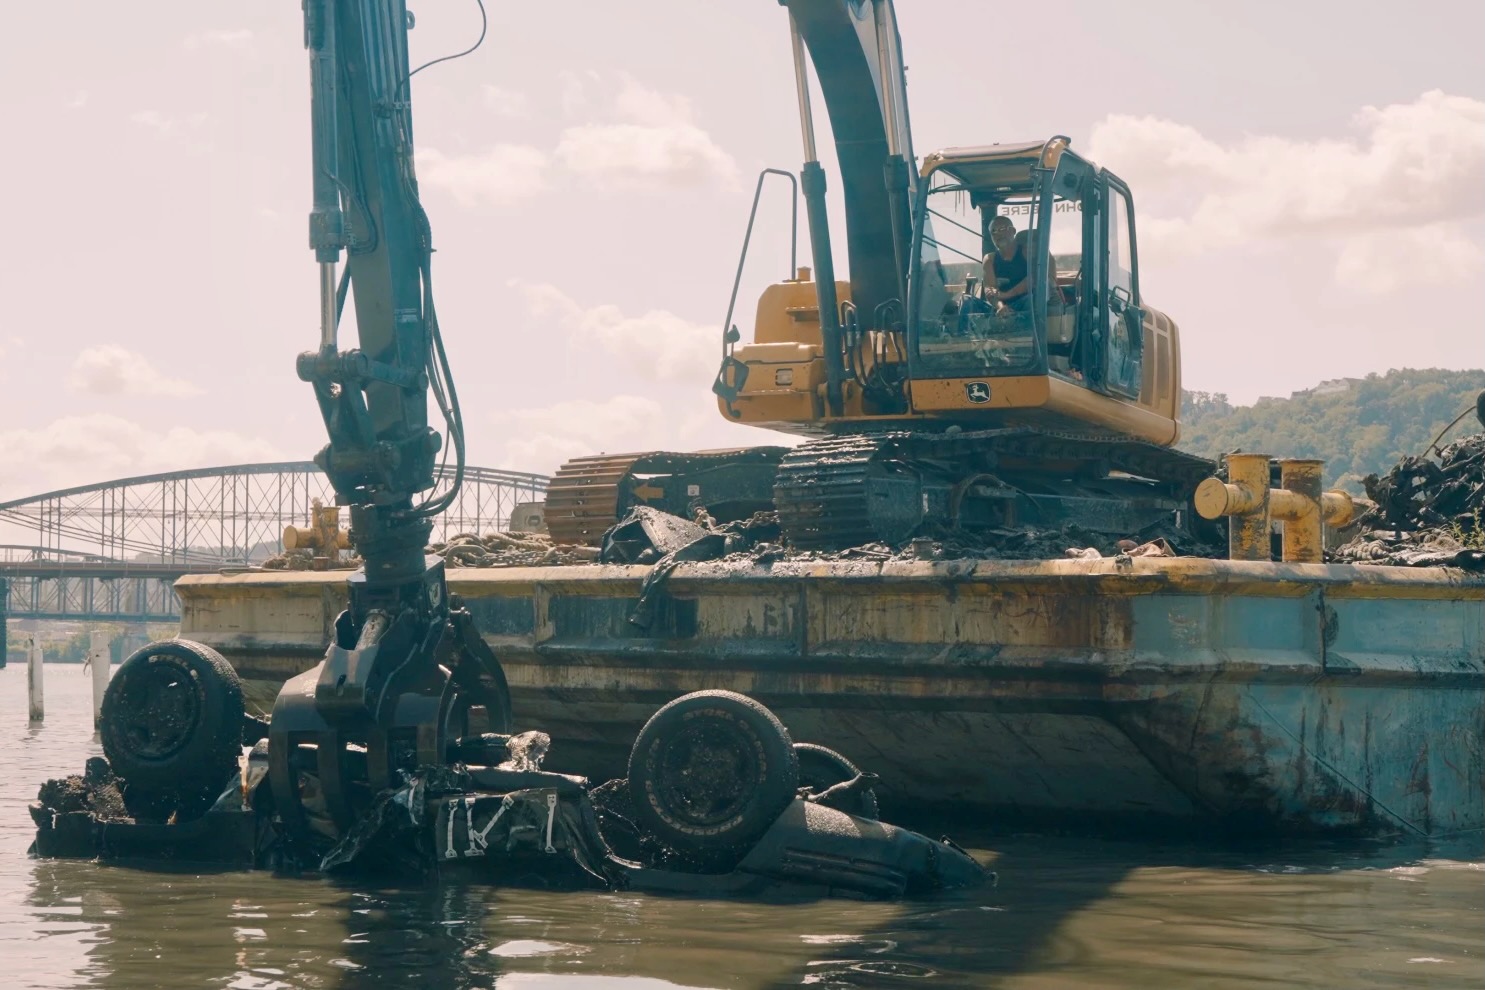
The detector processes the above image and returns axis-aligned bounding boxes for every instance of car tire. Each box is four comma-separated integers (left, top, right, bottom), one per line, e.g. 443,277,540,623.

627,690,798,855
100,639,245,802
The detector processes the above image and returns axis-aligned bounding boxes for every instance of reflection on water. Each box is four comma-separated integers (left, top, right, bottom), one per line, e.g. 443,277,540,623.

3,674,1480,989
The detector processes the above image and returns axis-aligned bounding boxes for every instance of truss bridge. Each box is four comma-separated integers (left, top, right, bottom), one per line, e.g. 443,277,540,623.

0,463,547,651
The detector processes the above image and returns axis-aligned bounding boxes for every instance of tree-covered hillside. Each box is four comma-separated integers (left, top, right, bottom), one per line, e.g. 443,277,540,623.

1180,368,1485,492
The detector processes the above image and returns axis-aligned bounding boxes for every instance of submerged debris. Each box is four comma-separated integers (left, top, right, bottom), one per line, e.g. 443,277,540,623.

32,758,131,826
1332,433,1485,570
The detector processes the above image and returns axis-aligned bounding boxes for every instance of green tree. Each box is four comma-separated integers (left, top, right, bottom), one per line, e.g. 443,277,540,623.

1179,368,1485,491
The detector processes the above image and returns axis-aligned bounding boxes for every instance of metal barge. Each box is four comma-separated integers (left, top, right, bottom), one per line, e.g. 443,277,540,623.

176,556,1485,839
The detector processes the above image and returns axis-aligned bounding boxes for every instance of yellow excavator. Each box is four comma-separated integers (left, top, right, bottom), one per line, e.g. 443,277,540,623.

546,0,1212,549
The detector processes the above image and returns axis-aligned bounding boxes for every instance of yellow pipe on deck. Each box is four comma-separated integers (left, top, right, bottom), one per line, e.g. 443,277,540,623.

1194,455,1354,563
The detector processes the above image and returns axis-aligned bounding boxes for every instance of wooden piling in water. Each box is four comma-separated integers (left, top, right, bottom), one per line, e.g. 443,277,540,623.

27,637,43,722
87,630,109,729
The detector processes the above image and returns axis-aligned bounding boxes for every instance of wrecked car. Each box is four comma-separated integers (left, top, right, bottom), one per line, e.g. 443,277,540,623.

30,639,989,900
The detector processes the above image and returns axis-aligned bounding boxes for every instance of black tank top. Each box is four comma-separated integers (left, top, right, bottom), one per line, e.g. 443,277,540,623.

992,241,1028,291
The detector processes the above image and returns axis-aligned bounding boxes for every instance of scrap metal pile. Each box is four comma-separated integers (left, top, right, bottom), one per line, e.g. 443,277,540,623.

1332,432,1485,571
263,510,1216,573
249,433,1485,579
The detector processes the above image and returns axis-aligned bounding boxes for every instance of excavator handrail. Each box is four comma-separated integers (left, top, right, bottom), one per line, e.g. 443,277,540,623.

720,167,799,349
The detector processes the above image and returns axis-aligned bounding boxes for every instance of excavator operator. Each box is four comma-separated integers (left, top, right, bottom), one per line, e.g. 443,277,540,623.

984,214,1032,313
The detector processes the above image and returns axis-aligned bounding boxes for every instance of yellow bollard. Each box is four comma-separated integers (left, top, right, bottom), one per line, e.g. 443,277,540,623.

283,499,352,565
1268,460,1322,563
1195,456,1356,563
1194,453,1272,561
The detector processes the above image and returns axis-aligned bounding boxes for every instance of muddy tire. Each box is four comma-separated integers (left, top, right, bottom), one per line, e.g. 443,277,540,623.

627,690,798,855
795,742,880,819
100,639,244,801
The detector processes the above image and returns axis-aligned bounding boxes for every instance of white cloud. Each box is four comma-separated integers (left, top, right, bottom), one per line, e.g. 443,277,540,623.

557,69,596,116
487,395,671,475
415,144,549,207
483,391,789,479
0,415,280,496
66,91,87,110
417,77,736,208
554,76,737,189
485,386,802,478
614,82,693,128
130,110,177,135
511,281,720,386
0,335,22,375
67,346,203,397
1334,223,1485,295
1088,91,1485,253
129,110,210,149
482,85,530,118
184,29,253,51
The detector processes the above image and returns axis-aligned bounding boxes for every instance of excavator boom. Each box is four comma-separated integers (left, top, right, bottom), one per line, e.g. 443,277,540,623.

783,0,919,323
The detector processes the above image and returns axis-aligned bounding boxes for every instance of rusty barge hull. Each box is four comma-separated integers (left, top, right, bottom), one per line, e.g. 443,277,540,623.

175,559,1484,838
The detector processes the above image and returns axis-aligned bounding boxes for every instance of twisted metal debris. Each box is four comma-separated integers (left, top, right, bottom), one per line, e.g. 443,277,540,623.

1332,433,1485,570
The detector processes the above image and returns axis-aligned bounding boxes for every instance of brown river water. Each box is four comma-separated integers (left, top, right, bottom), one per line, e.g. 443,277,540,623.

2,669,1480,989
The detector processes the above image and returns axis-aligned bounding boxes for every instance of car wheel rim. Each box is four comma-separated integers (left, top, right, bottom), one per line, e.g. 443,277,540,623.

116,660,200,761
653,720,761,828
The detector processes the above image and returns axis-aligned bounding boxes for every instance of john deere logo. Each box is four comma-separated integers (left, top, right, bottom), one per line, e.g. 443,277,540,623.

965,382,991,403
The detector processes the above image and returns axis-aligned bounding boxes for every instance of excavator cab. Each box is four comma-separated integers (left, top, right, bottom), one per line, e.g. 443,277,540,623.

714,135,1181,447
908,137,1164,416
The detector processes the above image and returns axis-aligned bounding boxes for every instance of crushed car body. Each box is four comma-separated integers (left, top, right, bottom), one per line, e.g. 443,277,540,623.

29,642,990,901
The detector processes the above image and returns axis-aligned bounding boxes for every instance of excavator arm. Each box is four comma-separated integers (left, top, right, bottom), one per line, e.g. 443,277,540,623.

298,0,458,584
267,0,505,847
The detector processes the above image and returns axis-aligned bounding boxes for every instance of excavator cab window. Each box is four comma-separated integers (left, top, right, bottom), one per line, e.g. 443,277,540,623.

1042,170,1085,376
903,147,1151,404
908,174,1045,379
1099,174,1144,398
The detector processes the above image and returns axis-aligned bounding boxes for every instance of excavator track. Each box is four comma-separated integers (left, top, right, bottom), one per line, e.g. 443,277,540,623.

774,428,1216,550
544,453,645,546
772,435,896,550
545,447,788,546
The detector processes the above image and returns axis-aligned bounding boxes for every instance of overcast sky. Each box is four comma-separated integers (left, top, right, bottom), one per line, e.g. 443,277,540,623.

1,0,1482,501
